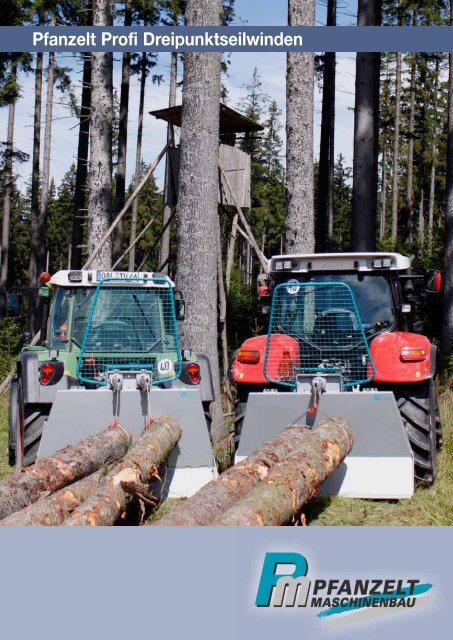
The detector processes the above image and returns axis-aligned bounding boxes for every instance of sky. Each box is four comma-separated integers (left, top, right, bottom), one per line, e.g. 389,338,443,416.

0,0,360,195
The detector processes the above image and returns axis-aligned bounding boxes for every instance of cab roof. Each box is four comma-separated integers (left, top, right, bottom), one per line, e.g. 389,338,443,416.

48,270,175,288
269,253,411,273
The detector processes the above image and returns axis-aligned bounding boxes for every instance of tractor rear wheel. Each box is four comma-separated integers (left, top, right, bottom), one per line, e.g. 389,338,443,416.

8,377,49,467
393,381,437,486
431,381,443,451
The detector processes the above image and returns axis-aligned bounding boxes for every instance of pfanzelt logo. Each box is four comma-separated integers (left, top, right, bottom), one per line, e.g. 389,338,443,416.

255,552,432,619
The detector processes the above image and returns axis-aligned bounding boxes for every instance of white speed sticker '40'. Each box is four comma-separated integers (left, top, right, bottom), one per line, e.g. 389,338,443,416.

157,359,175,376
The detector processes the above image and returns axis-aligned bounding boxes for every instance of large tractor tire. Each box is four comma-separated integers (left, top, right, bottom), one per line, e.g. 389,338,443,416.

8,377,49,467
431,381,443,451
393,381,437,486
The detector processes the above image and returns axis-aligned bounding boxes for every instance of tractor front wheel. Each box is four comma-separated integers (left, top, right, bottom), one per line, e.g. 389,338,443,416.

393,381,437,486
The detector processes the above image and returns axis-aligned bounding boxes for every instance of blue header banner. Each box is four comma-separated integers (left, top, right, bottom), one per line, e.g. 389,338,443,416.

0,26,452,52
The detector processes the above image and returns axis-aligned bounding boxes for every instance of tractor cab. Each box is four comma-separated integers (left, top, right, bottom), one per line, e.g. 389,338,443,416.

231,253,442,498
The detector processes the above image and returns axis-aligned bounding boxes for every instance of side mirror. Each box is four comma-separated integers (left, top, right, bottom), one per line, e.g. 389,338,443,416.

175,299,186,321
425,270,442,294
6,294,22,318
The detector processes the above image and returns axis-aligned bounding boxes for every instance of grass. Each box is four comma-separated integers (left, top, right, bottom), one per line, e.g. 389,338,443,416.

0,395,11,480
0,388,451,525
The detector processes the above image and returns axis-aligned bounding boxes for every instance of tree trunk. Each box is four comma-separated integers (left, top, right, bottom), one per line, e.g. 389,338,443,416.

112,0,132,264
128,53,147,271
217,209,231,406
403,47,416,244
87,0,113,270
212,418,353,526
380,138,387,239
159,50,178,273
419,186,425,243
0,427,131,521
175,0,232,471
285,0,315,253
351,0,382,251
442,3,453,357
64,416,181,526
428,58,439,252
316,0,336,253
28,51,43,333
0,472,101,526
390,51,402,243
154,419,349,526
39,45,56,276
0,64,16,321
71,53,92,269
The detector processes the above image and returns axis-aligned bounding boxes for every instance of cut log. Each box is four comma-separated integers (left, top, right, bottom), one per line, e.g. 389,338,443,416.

153,418,349,526
0,427,131,521
64,416,181,526
212,418,353,526
0,472,101,526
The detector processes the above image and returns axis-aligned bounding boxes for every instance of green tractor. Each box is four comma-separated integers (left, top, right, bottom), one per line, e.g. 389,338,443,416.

8,270,216,497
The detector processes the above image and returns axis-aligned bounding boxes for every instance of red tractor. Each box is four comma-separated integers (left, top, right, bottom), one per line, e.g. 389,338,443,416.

229,253,442,499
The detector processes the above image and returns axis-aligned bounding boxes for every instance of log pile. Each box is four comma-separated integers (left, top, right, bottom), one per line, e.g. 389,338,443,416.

0,416,181,526
154,417,353,527
0,415,353,527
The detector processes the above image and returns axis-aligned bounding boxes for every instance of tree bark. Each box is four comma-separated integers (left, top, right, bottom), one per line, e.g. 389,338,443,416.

0,472,101,526
0,64,16,321
212,418,353,526
217,209,231,405
285,0,315,253
380,137,387,239
419,187,425,243
159,49,178,273
38,44,56,275
87,0,113,270
316,0,336,253
153,418,348,526
175,0,232,471
71,52,92,269
28,51,43,333
128,53,147,271
64,416,181,526
403,45,416,244
0,427,131,521
442,2,453,357
351,0,382,251
390,51,402,243
112,0,132,264
428,58,439,252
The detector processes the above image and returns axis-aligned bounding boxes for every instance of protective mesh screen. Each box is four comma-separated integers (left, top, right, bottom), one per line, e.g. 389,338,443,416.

264,281,375,388
76,277,181,386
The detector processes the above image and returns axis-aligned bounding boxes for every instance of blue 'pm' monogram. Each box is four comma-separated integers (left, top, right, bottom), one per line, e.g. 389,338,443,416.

256,552,308,607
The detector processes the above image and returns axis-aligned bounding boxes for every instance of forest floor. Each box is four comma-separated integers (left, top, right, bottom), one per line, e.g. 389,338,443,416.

0,390,452,525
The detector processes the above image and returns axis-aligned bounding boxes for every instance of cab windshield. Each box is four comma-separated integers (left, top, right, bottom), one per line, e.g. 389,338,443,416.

48,286,178,353
277,272,396,337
